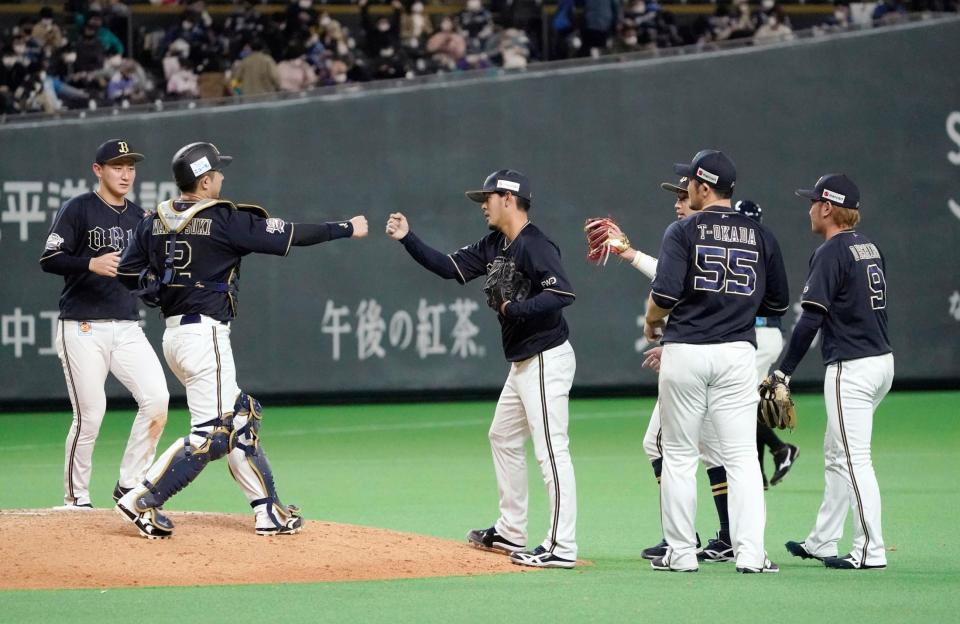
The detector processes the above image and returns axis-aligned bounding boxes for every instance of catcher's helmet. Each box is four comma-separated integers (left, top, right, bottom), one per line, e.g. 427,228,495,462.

171,142,233,189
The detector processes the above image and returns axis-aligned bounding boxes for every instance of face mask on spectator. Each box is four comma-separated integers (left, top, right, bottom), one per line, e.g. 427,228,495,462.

768,16,779,27
377,19,390,32
299,0,311,8
834,10,846,21
42,17,54,26
334,72,346,83
624,35,638,45
38,70,47,80
380,46,394,57
13,43,26,55
762,0,774,10
2,56,15,68
467,0,482,11
320,14,331,26
64,51,77,63
412,2,424,14
633,1,646,13
337,41,349,55
182,21,194,31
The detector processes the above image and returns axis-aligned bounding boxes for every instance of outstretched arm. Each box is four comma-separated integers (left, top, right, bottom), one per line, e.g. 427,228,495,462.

385,212,465,281
291,215,367,246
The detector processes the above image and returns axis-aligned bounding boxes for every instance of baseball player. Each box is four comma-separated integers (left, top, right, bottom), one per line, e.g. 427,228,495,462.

775,174,893,570
112,141,368,539
40,139,169,510
385,169,578,569
593,177,736,563
645,150,790,573
732,200,800,489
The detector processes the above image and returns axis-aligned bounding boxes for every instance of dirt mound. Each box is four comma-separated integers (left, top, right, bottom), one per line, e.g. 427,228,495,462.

0,509,535,590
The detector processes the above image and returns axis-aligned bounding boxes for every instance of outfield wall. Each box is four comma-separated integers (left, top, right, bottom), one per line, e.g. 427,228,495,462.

2,18,959,403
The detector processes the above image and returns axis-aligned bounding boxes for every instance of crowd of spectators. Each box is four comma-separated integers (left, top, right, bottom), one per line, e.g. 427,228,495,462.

0,0,949,115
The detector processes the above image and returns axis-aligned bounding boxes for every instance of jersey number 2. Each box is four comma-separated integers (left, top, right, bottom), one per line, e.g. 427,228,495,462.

866,263,886,310
694,245,758,296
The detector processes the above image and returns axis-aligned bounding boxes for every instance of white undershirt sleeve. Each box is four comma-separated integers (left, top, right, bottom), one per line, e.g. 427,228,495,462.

630,252,658,280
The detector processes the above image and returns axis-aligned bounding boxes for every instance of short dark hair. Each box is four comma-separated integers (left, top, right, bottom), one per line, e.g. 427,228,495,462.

498,191,530,212
693,179,733,200
177,170,213,193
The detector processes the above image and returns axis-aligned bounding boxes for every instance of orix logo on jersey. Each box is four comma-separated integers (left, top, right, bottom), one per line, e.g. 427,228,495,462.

87,226,132,252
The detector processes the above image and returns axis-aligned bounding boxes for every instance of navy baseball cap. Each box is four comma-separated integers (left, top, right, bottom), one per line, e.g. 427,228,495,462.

660,176,689,195
95,139,144,164
734,199,762,223
465,169,532,203
673,150,736,192
795,173,861,209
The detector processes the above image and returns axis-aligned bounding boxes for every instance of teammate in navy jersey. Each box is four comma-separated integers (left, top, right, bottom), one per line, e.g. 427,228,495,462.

112,142,368,539
385,169,579,568
732,200,800,489
645,150,789,573
40,139,169,511
777,174,894,570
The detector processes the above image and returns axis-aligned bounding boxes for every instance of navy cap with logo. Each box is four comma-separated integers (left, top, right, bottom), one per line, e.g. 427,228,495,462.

465,169,532,203
673,149,736,192
795,173,860,210
733,199,763,223
171,142,233,189
660,176,689,195
95,139,144,164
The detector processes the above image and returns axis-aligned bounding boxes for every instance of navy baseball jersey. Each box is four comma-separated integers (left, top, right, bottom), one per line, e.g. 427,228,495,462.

446,223,575,361
800,230,891,364
39,192,144,321
118,200,294,321
651,207,790,346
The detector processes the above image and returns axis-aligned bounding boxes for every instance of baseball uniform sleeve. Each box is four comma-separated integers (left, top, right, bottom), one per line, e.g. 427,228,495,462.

39,198,88,274
227,210,294,257
758,227,790,317
650,221,688,309
398,231,470,281
800,245,843,312
503,238,575,320
116,217,153,290
446,238,490,284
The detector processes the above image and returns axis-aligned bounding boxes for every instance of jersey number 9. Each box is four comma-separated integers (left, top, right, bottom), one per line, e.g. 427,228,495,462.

866,263,886,310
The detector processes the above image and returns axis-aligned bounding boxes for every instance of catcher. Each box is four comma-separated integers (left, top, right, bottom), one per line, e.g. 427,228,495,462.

385,169,580,569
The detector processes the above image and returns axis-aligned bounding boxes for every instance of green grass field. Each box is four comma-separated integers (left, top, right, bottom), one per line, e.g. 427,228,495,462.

2,391,958,623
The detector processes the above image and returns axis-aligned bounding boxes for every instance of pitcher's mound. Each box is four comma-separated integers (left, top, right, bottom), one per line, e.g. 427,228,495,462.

0,509,539,590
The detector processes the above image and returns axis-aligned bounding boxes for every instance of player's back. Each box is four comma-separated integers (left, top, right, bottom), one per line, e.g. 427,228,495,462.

651,207,789,347
801,230,891,364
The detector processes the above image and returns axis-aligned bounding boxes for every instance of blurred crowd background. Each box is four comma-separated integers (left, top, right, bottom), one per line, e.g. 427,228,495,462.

0,0,953,115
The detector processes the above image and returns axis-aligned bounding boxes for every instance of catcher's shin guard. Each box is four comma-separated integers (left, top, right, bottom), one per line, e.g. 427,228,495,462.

132,436,212,510
226,393,302,534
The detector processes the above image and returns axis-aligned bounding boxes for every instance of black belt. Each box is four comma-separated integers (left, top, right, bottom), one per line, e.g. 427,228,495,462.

180,313,228,326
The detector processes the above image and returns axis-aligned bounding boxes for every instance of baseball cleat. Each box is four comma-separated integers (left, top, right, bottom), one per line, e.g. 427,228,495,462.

641,539,668,560
770,444,799,486
736,557,780,573
785,540,823,561
256,514,303,536
510,546,576,569
698,532,734,562
113,482,132,503
467,526,525,555
52,503,94,511
762,471,770,491
115,501,174,539
651,550,698,573
823,554,886,570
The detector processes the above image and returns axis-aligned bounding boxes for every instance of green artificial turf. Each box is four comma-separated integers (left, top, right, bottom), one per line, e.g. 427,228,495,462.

2,391,958,623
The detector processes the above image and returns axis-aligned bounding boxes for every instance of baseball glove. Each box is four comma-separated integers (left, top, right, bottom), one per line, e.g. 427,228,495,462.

758,371,797,430
584,217,630,266
482,256,531,312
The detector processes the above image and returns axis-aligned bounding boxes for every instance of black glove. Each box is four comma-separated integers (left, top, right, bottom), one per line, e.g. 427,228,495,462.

482,257,531,312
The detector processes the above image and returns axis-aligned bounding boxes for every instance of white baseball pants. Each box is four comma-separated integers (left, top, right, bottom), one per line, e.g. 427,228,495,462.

755,327,783,383
154,315,291,528
642,400,724,469
57,319,169,506
490,341,578,561
804,353,894,567
658,341,766,570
